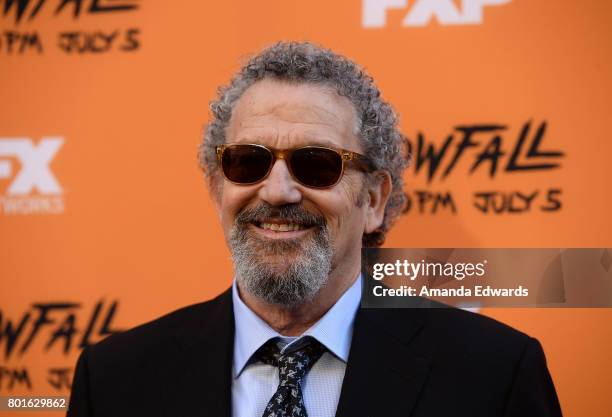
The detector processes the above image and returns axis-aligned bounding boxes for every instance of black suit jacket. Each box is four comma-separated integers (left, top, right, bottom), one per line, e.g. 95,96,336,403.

67,288,562,417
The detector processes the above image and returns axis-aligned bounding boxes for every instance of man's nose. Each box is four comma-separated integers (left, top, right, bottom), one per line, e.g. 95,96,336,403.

257,159,303,206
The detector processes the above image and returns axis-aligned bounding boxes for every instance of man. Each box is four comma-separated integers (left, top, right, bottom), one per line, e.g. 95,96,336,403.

67,42,562,417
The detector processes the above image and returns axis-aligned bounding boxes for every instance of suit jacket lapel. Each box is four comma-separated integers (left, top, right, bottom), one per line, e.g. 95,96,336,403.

161,289,234,417
335,307,432,417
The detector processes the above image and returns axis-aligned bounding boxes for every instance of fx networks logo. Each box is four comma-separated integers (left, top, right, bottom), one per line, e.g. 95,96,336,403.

0,137,64,215
362,0,511,28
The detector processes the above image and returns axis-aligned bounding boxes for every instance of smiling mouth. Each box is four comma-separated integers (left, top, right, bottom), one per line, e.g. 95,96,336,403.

258,222,306,232
249,221,316,238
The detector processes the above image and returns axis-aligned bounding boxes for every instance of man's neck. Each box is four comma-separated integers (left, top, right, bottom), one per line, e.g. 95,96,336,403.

237,264,360,336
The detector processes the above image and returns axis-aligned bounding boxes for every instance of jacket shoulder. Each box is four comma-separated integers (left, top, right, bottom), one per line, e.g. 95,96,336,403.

425,307,529,346
366,305,533,357
422,306,531,357
87,289,232,368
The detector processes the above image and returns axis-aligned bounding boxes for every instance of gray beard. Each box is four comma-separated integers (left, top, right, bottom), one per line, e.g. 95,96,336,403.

228,204,332,307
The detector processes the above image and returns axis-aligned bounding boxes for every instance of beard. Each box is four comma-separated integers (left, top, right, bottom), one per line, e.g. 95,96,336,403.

229,203,332,308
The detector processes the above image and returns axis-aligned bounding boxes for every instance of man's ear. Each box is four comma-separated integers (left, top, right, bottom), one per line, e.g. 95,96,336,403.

364,170,392,233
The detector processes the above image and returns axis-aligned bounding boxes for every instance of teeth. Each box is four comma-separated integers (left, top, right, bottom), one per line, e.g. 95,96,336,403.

260,223,303,232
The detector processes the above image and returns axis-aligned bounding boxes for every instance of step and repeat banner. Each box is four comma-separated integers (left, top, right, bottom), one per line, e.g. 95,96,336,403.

1,1,611,415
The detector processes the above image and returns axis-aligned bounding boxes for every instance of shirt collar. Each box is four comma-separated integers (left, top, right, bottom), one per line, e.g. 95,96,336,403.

232,274,362,378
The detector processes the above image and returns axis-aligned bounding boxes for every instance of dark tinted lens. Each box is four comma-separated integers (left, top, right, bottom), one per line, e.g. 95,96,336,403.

291,147,342,187
221,145,272,184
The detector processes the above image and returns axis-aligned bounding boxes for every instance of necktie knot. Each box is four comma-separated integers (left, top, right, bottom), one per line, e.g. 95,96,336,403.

256,337,327,416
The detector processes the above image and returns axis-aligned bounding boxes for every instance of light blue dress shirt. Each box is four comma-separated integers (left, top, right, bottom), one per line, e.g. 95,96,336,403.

231,275,362,417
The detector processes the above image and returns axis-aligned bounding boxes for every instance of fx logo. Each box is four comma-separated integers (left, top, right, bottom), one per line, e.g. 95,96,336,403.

0,137,64,195
362,0,511,28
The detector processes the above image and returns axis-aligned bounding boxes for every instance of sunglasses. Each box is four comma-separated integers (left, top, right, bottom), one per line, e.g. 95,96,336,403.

215,143,375,189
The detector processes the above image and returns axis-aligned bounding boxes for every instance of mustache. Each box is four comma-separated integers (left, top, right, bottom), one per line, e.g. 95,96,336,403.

235,203,326,227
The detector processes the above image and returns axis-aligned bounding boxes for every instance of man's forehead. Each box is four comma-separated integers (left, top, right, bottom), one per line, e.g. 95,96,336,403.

231,127,348,149
227,79,360,148
243,92,344,122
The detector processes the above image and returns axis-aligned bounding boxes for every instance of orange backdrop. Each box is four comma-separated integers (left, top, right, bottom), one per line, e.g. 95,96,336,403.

1,1,611,416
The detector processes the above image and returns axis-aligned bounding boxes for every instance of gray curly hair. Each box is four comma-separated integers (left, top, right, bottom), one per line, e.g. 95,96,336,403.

199,41,408,247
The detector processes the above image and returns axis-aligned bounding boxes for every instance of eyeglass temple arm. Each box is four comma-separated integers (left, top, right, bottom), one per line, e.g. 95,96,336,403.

215,145,225,159
344,151,376,172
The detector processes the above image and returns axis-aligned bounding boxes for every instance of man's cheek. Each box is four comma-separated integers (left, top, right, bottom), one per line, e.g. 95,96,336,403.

334,180,357,204
220,212,237,240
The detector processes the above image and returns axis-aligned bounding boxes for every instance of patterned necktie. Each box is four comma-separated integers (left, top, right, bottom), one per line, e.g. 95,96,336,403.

257,337,327,417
